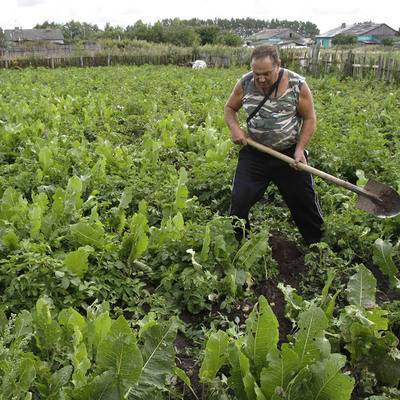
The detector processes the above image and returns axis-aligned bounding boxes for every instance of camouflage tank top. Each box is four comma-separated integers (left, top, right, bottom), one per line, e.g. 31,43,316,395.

241,69,305,150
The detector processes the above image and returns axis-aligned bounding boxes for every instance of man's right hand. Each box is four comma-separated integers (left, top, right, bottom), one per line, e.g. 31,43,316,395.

231,128,248,145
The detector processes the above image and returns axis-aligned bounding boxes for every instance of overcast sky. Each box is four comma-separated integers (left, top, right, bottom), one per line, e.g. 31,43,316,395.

2,0,399,35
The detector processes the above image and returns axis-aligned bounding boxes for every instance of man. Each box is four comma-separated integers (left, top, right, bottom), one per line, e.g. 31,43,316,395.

224,45,323,244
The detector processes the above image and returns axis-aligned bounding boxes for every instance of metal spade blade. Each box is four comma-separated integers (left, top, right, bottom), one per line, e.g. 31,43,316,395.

356,178,400,218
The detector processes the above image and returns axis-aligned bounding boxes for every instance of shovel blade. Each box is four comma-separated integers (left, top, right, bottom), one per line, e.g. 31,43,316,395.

356,178,400,218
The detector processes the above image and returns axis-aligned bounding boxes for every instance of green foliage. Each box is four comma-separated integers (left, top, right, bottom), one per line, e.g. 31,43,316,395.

1,64,400,399
332,34,357,45
339,266,400,387
200,295,354,400
0,298,178,398
346,264,377,308
199,330,229,382
33,17,319,45
244,296,279,374
373,238,399,288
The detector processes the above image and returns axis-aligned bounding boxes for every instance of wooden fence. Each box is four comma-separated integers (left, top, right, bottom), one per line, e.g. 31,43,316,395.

1,44,400,83
280,46,400,82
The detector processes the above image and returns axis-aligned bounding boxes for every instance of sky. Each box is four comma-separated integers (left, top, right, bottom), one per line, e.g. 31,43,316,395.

2,0,399,35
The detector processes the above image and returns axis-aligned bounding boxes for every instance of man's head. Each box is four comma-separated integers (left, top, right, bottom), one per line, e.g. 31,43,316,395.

250,45,281,89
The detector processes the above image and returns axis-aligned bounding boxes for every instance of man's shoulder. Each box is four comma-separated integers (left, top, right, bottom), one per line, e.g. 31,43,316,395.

240,71,253,85
286,69,306,83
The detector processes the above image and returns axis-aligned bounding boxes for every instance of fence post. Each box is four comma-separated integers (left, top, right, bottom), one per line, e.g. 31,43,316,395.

310,43,320,75
343,51,354,77
376,55,383,80
386,58,394,82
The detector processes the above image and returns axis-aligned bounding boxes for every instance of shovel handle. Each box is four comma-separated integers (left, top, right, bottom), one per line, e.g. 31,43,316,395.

246,138,381,202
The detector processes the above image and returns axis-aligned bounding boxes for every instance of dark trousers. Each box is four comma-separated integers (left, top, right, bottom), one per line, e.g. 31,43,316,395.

229,145,324,244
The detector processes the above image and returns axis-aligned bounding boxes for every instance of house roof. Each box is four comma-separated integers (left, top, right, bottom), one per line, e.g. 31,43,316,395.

4,28,64,42
251,28,293,38
317,22,396,38
247,28,305,43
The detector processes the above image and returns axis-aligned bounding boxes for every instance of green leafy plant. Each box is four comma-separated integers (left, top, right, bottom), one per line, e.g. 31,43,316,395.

200,295,355,400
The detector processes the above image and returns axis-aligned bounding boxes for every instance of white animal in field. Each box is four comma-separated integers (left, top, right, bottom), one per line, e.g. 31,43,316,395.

192,60,207,69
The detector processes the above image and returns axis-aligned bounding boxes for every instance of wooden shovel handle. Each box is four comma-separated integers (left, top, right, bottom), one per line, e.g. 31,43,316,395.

246,138,381,202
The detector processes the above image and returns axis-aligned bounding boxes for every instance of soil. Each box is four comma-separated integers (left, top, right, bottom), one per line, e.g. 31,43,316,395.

174,331,203,400
175,230,307,398
255,231,307,342
174,231,400,399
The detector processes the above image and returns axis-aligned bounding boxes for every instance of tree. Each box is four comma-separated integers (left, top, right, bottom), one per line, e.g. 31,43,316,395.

34,21,61,29
126,20,150,41
148,22,165,43
332,34,357,45
104,23,125,41
196,25,220,45
381,38,394,46
62,20,86,42
217,31,242,47
165,20,199,46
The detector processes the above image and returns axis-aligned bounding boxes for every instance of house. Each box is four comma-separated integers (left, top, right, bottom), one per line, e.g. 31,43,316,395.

246,28,307,48
316,22,398,48
4,28,64,45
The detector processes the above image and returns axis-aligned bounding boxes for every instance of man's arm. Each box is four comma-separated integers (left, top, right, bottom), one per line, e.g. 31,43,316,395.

294,81,317,165
224,81,248,145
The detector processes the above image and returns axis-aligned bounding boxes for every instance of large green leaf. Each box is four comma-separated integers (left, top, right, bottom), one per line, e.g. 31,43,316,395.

260,345,301,399
175,167,189,209
58,307,86,332
65,176,83,213
227,342,249,400
200,224,211,262
91,311,112,350
33,297,62,352
309,354,354,400
347,265,376,308
373,239,399,288
47,365,73,399
29,192,48,239
96,316,143,390
233,232,268,271
121,201,149,265
199,330,229,382
240,349,257,400
127,318,178,398
69,371,119,400
283,367,313,400
39,146,53,172
64,246,94,278
70,221,105,249
14,310,33,340
119,186,134,209
293,306,329,366
244,295,279,374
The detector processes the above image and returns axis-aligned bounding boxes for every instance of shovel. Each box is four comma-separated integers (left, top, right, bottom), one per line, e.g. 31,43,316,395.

246,138,400,218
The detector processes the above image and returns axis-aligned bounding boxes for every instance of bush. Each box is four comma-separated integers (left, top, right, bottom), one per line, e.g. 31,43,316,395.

332,34,357,45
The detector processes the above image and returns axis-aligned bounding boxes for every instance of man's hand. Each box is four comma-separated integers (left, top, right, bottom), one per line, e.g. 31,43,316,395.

231,127,248,145
292,146,307,169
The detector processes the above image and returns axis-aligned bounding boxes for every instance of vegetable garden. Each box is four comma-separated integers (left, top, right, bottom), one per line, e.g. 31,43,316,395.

0,65,399,399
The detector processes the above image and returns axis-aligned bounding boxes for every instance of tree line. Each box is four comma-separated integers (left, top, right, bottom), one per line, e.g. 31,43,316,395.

27,18,319,47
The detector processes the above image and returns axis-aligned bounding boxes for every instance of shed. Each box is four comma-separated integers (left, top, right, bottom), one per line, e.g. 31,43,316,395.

4,28,64,45
316,22,398,48
246,28,307,47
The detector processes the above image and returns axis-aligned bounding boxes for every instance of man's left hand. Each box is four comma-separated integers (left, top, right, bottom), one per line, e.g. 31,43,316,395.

292,147,307,169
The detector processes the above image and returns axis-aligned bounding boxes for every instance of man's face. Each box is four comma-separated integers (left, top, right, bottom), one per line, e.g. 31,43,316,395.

251,56,280,90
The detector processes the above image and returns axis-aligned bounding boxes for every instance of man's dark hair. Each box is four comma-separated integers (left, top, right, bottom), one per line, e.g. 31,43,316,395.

250,45,280,65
